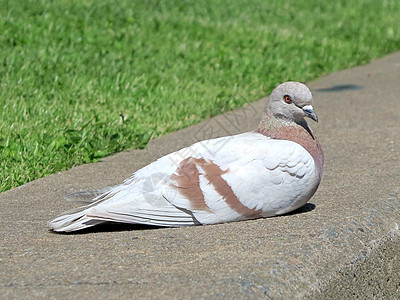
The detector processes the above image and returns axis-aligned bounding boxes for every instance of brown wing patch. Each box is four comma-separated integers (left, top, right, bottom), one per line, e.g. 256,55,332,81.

171,157,262,218
199,159,262,218
170,157,211,211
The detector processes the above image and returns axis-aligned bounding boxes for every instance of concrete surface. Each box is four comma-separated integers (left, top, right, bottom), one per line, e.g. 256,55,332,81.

1,52,399,299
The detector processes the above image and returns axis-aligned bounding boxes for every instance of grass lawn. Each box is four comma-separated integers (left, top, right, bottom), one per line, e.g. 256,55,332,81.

1,0,399,192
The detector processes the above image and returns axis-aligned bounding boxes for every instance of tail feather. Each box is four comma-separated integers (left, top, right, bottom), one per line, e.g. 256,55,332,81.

48,206,105,232
64,185,120,204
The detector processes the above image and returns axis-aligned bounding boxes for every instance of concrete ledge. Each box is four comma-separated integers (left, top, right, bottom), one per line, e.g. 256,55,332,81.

1,52,399,299
313,233,400,299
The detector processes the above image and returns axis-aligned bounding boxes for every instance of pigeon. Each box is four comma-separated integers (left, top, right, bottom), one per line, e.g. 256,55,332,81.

49,81,324,232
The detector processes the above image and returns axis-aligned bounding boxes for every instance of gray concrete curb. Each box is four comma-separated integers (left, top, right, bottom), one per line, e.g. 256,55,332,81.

1,53,399,299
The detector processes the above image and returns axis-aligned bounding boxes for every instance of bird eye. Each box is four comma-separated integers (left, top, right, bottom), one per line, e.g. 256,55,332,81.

284,95,292,103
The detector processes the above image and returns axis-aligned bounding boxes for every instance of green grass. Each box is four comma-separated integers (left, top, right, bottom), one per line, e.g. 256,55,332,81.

1,0,399,192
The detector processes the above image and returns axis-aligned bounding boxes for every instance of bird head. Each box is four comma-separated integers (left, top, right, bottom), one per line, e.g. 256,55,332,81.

267,81,318,123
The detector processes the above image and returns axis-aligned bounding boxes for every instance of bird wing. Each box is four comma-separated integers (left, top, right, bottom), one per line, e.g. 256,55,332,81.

79,133,242,227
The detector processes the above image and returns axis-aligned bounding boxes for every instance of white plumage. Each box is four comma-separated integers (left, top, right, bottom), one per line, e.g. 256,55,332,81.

49,82,324,232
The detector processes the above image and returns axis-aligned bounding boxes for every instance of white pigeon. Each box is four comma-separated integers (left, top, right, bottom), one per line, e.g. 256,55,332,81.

49,81,324,232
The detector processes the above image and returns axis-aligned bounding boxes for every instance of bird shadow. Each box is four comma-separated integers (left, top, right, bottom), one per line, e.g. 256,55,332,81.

49,222,163,235
283,202,316,216
50,203,316,235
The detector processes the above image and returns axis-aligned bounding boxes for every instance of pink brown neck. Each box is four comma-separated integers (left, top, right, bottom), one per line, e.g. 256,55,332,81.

256,115,324,179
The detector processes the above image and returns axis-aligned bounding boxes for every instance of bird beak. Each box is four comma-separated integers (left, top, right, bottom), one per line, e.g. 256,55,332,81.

302,105,318,122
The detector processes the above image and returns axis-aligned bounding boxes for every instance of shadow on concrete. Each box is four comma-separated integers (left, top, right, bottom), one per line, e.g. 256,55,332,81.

284,202,316,216
314,84,362,92
48,222,163,235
